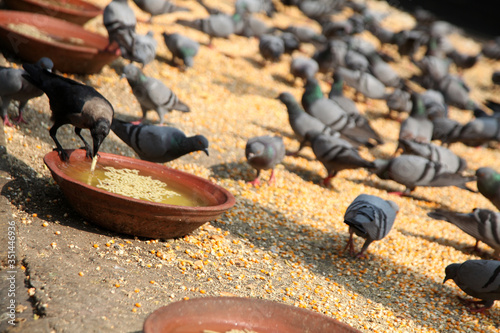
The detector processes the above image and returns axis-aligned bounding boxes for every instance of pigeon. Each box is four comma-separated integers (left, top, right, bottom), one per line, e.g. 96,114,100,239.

121,64,190,125
22,63,114,161
259,34,285,63
335,67,388,100
344,194,399,257
245,135,285,186
132,0,189,23
367,52,401,87
306,130,376,187
366,20,395,45
493,72,500,85
302,78,383,147
422,89,448,119
386,88,412,117
128,31,158,67
320,19,353,39
482,37,500,60
298,0,344,21
431,117,463,145
443,260,500,312
283,25,326,45
290,57,318,82
312,40,348,74
476,167,500,211
162,32,200,68
235,0,276,17
485,100,500,114
0,57,53,126
398,93,433,144
372,155,476,195
279,32,301,55
278,92,333,154
103,0,137,55
328,71,360,116
447,117,500,147
437,74,476,110
447,49,480,73
344,49,370,72
413,55,451,84
110,119,208,163
344,36,377,59
176,14,235,46
393,29,427,60
398,139,467,174
428,208,500,258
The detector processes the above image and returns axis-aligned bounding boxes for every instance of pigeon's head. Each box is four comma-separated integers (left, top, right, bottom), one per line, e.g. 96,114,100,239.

245,140,266,161
371,159,390,178
190,135,209,156
476,167,497,180
443,263,460,284
386,200,399,214
121,64,142,81
37,57,54,72
277,92,295,104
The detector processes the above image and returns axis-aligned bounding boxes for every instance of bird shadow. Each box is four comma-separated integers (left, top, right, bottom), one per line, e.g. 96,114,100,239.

242,56,265,69
271,73,294,86
212,73,280,99
209,161,252,183
281,160,323,185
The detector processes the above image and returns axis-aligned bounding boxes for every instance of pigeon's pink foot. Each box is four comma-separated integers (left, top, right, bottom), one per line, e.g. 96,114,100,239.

2,116,14,127
13,114,28,124
130,119,143,125
248,178,261,187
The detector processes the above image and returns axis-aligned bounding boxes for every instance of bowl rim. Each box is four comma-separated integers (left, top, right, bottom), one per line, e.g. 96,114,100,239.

8,0,103,16
44,149,236,213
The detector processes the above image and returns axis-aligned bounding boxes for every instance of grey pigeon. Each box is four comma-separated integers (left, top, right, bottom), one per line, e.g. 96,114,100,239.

22,64,114,161
336,67,388,100
344,49,369,72
386,88,412,117
328,71,360,116
283,25,326,45
476,167,500,211
422,89,448,119
482,37,500,60
447,49,480,73
121,64,190,125
234,14,270,38
176,14,235,46
235,0,276,17
128,31,158,67
306,130,376,187
413,55,451,84
278,92,333,154
0,57,53,126
443,260,500,312
437,74,476,110
398,93,433,144
367,52,401,87
366,20,394,45
132,0,189,23
344,36,377,58
103,0,137,56
312,39,348,74
259,34,285,63
302,78,383,147
372,155,475,195
162,32,200,68
298,0,344,21
399,139,467,174
279,32,301,55
428,208,500,258
446,117,500,147
111,119,208,163
245,135,285,186
290,57,318,82
431,117,463,145
344,194,399,257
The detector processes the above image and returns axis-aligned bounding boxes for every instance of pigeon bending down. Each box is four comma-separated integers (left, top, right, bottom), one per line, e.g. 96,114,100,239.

245,135,285,186
162,32,200,68
398,139,467,174
132,0,189,23
176,14,235,46
335,67,388,100
437,74,475,110
103,0,137,55
386,88,411,116
428,208,500,258
443,260,500,313
367,52,401,87
344,194,399,258
290,57,318,82
328,71,360,116
476,167,500,211
259,34,285,63
398,92,433,144
111,119,208,163
235,0,276,17
283,25,326,45
22,64,114,161
306,131,376,187
431,117,463,145
372,155,476,195
0,57,53,126
121,64,189,125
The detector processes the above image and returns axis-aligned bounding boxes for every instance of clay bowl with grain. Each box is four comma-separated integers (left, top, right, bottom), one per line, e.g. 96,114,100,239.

44,149,236,239
0,10,118,74
143,297,362,333
5,0,103,25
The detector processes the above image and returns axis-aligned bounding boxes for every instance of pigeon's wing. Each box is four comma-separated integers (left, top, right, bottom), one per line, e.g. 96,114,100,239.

458,261,500,295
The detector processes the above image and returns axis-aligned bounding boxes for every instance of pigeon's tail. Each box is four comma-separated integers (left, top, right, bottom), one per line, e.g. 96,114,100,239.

427,209,461,223
428,174,477,191
427,209,478,235
174,100,191,113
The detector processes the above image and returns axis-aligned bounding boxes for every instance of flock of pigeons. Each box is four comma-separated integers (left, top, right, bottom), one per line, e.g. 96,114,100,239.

1,0,500,314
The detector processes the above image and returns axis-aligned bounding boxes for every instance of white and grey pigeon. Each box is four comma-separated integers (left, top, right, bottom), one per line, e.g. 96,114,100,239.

162,32,200,68
0,57,53,126
132,0,189,23
245,135,286,186
302,78,383,147
259,34,285,63
336,67,388,100
372,155,476,195
443,260,500,313
306,130,376,187
121,64,190,125
344,194,399,258
398,139,467,174
428,208,500,258
290,57,318,82
111,119,208,163
476,167,500,212
103,0,137,56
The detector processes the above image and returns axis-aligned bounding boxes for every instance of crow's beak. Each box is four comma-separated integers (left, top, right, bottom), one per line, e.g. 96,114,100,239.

203,148,209,156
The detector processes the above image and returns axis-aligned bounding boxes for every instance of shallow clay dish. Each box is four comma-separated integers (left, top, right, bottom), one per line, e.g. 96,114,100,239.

0,10,118,74
4,0,103,25
143,297,361,333
44,149,236,239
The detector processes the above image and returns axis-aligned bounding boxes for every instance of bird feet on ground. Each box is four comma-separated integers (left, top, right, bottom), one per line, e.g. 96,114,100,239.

2,116,14,127
13,114,28,124
457,297,493,313
130,120,143,125
248,178,261,187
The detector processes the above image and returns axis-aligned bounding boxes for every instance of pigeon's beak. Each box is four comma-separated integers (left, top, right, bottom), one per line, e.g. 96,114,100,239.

120,73,126,79
247,152,255,159
443,275,451,284
203,148,209,156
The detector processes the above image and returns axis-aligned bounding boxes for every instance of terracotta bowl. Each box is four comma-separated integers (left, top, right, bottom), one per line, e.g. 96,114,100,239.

0,10,118,74
143,297,362,333
4,0,103,25
43,150,236,239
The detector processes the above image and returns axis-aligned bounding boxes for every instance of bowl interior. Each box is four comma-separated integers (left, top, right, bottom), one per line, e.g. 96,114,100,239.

21,0,102,14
